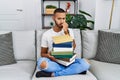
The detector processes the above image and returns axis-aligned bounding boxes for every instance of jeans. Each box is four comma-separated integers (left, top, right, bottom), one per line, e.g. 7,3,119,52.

37,57,90,77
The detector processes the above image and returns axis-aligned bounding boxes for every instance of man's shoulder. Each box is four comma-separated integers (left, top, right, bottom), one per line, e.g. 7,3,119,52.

43,29,53,35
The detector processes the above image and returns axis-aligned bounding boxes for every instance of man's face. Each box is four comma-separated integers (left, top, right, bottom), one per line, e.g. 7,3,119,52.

53,12,66,28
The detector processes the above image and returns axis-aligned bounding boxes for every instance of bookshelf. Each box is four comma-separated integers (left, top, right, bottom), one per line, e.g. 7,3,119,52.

41,0,78,29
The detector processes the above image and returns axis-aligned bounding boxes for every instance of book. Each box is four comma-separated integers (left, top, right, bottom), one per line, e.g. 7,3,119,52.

56,59,75,66
53,42,72,48
52,35,73,44
53,47,73,52
52,54,73,58
51,51,73,55
56,53,77,66
57,53,77,62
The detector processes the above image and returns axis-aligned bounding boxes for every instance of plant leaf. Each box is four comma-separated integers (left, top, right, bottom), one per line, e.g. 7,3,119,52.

79,10,92,17
87,20,94,24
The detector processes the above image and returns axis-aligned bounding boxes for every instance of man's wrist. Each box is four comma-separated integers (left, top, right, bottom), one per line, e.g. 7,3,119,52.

64,30,69,35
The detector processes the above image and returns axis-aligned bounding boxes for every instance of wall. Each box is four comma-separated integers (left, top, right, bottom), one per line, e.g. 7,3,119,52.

79,0,96,20
95,0,120,30
0,0,41,31
78,0,96,29
0,0,96,30
0,0,95,30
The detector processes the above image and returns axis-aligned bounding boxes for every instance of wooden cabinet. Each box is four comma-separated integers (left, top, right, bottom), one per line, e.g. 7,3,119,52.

41,0,78,29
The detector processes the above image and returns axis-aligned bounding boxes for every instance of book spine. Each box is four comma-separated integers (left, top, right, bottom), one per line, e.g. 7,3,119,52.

57,53,77,62
51,51,73,55
53,47,73,52
53,42,72,48
52,55,73,58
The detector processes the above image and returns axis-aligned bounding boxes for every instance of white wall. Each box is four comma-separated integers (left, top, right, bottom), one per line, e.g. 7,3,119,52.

78,0,96,29
0,0,96,30
0,0,41,30
79,0,96,20
95,0,120,30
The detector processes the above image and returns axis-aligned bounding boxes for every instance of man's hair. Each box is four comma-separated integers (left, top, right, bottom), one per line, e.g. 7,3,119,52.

54,8,66,14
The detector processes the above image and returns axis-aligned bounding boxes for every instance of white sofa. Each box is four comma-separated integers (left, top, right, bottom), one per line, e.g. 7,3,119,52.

0,31,36,80
1,29,119,80
81,30,120,80
32,29,97,80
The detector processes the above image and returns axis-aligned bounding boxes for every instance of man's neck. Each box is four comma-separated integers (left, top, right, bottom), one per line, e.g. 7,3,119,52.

53,26,62,32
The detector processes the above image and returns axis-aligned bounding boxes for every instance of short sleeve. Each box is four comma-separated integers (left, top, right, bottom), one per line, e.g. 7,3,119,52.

41,33,48,47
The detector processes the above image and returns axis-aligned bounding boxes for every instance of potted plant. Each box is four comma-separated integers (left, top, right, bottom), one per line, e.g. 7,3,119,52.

66,10,94,30
45,5,57,14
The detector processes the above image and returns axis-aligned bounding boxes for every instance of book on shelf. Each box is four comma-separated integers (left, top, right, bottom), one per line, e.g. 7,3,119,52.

52,35,73,44
56,53,77,66
53,41,72,48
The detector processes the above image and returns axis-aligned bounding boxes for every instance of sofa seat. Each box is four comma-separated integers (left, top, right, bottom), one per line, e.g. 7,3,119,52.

0,61,36,80
90,60,120,80
32,69,97,80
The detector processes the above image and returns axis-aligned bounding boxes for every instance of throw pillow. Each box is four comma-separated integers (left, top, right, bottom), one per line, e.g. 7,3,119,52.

94,30,120,64
0,32,16,66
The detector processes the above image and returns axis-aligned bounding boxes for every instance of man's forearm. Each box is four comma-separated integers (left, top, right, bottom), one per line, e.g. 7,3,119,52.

41,53,50,58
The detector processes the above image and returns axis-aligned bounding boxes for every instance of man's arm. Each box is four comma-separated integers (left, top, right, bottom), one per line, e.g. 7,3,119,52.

62,22,76,50
73,40,76,50
41,47,56,61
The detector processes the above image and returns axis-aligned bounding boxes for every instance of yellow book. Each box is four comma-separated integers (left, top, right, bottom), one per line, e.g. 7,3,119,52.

52,35,73,44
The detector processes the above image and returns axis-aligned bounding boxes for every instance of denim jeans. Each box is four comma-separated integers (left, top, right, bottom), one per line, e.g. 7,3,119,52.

37,57,90,77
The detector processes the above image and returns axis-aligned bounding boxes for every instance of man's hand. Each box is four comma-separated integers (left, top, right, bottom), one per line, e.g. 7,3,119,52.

62,22,68,32
48,52,57,62
62,22,69,35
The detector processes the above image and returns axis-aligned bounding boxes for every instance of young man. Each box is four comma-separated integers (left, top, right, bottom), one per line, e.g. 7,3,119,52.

36,8,90,77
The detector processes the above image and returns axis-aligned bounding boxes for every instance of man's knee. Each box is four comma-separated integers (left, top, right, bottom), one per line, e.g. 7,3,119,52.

40,61,47,69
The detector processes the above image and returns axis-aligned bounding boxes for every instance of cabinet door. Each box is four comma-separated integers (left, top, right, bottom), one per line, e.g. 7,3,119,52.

0,0,24,30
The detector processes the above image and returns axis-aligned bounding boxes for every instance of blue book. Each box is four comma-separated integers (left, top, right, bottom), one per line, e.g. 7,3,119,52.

53,42,72,48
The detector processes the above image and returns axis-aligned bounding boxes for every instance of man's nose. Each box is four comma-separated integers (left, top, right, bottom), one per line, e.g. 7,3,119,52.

60,19,64,23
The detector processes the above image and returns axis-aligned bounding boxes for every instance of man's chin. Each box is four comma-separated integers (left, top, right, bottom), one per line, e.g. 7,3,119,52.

58,25,63,28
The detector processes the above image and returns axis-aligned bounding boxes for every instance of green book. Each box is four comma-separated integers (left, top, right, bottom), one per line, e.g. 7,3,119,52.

52,54,73,58
51,51,73,55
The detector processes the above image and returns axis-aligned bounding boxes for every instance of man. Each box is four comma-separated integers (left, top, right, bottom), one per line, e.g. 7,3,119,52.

36,8,90,77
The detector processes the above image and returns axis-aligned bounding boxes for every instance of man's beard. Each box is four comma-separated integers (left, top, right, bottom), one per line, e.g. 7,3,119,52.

54,20,63,28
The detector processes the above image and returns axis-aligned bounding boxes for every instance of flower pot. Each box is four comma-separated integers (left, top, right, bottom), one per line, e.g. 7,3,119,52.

45,9,56,14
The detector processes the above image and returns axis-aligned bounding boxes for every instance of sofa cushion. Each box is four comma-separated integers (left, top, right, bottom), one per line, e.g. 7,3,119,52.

12,31,35,60
0,32,16,66
81,30,98,59
0,31,35,60
0,61,36,80
94,30,120,64
90,60,120,80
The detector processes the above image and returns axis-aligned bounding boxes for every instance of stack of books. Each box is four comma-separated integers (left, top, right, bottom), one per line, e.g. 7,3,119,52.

51,35,77,66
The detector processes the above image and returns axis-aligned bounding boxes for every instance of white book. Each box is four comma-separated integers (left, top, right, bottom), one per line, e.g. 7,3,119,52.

56,53,77,66
56,59,75,66
53,47,73,52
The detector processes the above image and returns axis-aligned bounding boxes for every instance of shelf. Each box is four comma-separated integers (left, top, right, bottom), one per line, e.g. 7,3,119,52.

42,0,78,29
43,26,52,29
42,14,54,16
42,14,76,16
43,0,77,1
